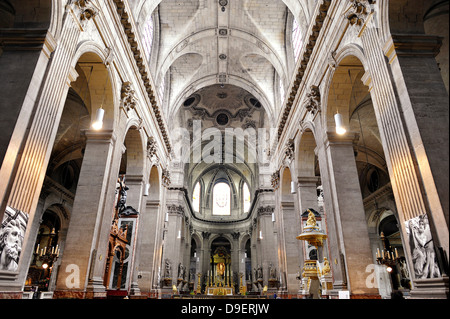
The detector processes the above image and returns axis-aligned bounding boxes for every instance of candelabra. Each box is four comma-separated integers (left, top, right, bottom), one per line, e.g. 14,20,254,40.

376,232,399,273
34,228,60,268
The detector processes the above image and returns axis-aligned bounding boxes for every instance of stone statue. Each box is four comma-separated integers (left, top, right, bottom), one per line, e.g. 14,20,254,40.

269,263,277,279
0,219,23,272
116,178,129,213
257,265,263,280
164,259,172,278
322,258,331,276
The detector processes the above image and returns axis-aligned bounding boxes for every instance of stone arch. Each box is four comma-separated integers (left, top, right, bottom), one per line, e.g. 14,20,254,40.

209,234,234,253
70,47,118,132
169,74,276,125
280,166,293,200
121,126,146,177
191,231,203,253
296,129,318,179
148,165,161,202
322,46,368,135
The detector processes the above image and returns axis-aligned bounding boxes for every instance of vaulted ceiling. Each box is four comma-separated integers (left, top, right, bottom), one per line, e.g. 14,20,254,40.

130,0,316,126
127,0,316,193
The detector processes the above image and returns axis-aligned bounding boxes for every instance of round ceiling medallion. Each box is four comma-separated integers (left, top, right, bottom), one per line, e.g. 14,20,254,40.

216,113,229,126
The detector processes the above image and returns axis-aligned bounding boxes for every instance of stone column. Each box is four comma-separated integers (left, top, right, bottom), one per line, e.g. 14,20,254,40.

359,24,448,297
297,176,320,217
161,203,185,290
324,131,378,297
258,207,278,291
384,33,449,246
137,199,160,296
279,201,302,295
124,175,145,297
54,130,117,299
0,2,98,296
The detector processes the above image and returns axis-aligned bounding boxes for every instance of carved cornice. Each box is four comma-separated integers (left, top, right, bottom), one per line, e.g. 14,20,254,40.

0,29,49,51
112,0,172,154
277,0,331,140
383,34,443,64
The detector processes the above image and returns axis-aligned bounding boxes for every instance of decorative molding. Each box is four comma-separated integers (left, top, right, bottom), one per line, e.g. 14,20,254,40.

271,171,280,190
67,0,99,31
162,169,171,188
284,139,295,165
344,0,376,27
277,0,332,140
257,206,275,217
147,136,159,165
231,232,240,240
383,34,443,64
202,231,211,239
304,85,321,115
167,204,184,216
112,0,172,154
121,81,138,113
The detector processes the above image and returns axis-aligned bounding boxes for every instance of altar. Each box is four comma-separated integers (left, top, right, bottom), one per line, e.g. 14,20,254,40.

207,287,233,296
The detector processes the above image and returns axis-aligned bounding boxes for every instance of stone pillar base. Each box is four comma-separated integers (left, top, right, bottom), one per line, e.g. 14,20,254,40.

53,290,86,299
0,292,23,299
409,277,449,299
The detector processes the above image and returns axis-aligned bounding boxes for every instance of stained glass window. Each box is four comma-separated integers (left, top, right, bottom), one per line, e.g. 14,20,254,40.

243,183,251,213
213,182,231,216
193,182,201,212
142,16,154,60
292,18,303,62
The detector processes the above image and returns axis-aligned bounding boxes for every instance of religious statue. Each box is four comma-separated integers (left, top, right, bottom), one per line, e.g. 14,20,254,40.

269,263,277,280
257,265,263,280
0,219,23,272
116,177,129,213
164,259,172,278
178,263,185,279
217,262,225,276
321,258,331,276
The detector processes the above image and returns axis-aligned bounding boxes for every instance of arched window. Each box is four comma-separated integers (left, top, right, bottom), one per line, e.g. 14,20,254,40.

292,18,303,62
192,182,201,212
142,15,154,60
213,182,231,216
279,76,285,105
158,73,166,103
243,183,251,213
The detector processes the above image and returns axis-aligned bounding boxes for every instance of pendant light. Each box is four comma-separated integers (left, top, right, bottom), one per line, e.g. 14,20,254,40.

143,183,150,197
335,111,347,135
92,72,109,130
91,107,104,130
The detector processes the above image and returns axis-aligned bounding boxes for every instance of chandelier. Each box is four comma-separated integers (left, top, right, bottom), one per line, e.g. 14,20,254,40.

34,227,60,268
376,232,399,273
